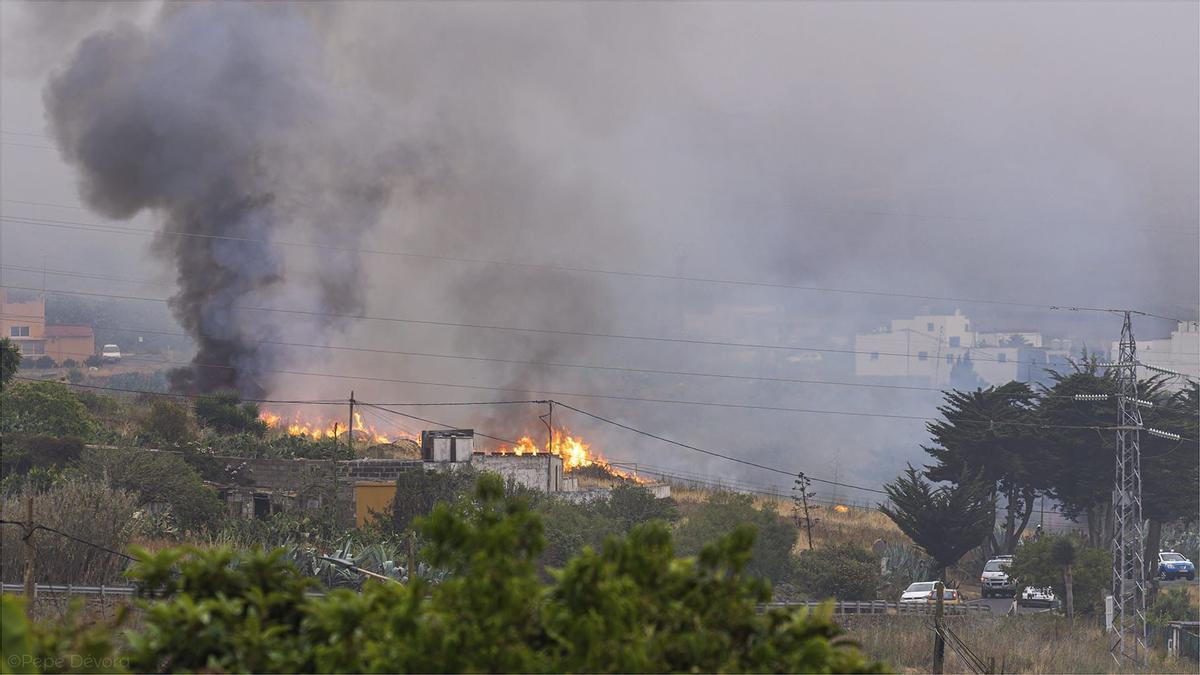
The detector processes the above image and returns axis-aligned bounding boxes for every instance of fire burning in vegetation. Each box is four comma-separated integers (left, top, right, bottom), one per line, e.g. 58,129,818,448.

259,411,400,445
496,431,647,483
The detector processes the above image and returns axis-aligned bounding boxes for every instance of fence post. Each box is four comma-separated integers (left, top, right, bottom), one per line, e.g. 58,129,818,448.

933,581,946,674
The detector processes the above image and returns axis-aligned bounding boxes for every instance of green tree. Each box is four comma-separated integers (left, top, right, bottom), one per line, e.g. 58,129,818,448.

1008,534,1110,615
879,465,994,579
599,483,679,530
1035,356,1118,547
390,465,476,533
1,474,883,673
1051,537,1077,623
924,382,1044,554
140,399,195,447
75,447,223,531
674,490,799,585
0,337,20,389
0,380,93,437
1037,356,1189,551
1141,382,1200,591
794,543,881,600
193,390,266,436
537,498,618,569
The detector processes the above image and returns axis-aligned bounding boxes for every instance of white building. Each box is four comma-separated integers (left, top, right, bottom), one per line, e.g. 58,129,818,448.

854,310,1057,386
1111,320,1200,388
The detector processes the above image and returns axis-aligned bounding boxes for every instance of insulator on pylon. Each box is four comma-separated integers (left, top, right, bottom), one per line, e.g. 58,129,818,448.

1146,428,1181,441
1074,394,1110,401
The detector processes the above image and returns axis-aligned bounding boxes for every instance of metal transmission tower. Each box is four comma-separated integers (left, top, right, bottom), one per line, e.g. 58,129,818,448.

1110,311,1146,666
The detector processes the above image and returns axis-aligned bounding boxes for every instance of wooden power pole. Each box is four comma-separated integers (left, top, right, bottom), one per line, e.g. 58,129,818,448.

22,495,35,605
347,390,355,455
933,580,946,674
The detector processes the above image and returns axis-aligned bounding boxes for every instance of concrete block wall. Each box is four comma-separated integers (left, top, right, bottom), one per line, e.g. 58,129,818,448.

470,453,564,493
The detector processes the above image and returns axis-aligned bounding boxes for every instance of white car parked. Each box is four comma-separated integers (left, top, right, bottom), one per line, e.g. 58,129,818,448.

899,582,960,605
1018,586,1058,609
101,344,122,362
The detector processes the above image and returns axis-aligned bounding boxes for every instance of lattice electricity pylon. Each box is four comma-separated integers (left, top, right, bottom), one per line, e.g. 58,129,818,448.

1110,311,1146,666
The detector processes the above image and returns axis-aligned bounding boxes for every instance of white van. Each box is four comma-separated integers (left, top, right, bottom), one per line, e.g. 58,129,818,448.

101,344,122,362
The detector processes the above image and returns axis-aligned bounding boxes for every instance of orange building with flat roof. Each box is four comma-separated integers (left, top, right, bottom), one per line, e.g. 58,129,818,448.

1,288,95,363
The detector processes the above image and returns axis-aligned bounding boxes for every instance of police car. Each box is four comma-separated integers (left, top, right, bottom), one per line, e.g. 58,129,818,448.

1157,551,1195,581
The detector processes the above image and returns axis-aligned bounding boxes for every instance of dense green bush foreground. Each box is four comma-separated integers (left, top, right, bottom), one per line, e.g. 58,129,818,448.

1,475,881,674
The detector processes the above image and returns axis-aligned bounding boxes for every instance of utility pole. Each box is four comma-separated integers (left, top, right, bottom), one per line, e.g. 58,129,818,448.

347,391,355,455
1110,311,1146,667
932,580,946,674
539,400,554,454
22,495,35,606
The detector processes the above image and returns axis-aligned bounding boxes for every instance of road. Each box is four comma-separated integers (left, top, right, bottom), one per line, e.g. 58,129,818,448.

967,596,1048,615
968,577,1197,616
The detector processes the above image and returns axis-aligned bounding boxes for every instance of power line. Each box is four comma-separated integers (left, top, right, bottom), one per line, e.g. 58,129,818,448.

0,520,137,562
4,310,1106,397
8,284,1141,370
550,399,890,494
2,211,1194,321
358,402,518,446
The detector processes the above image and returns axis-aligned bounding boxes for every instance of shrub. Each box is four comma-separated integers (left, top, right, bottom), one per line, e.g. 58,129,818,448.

538,498,619,568
105,370,168,393
600,483,679,529
0,434,84,477
794,543,881,600
674,491,799,585
390,466,477,533
76,447,224,532
194,391,266,436
2,475,883,673
1008,534,1111,614
0,380,93,437
61,358,78,368
66,367,85,384
84,354,103,368
0,337,20,386
140,399,194,446
1148,586,1198,626
33,355,56,369
0,477,137,585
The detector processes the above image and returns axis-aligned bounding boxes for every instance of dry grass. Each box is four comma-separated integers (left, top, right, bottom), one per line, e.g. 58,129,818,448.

1,478,138,586
796,503,908,553
845,614,1194,674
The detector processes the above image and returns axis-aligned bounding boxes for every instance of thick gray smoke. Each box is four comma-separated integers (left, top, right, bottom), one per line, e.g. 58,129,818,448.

43,3,409,396
11,1,1196,491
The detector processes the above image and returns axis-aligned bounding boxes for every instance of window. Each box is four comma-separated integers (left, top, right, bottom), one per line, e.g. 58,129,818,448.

870,352,879,361
927,322,935,332
998,353,1007,363
918,351,929,361
949,336,961,347
9,326,29,337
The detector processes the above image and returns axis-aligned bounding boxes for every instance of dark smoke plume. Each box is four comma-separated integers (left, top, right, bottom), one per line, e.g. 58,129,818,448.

44,3,404,396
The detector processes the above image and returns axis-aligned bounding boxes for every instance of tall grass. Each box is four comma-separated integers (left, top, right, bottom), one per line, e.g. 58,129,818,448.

0,478,137,586
845,614,1195,674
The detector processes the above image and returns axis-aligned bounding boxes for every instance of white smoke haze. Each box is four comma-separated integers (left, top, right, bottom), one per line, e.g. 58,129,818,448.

2,1,1196,493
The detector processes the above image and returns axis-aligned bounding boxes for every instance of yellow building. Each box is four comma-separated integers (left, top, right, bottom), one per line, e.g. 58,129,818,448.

1,288,95,363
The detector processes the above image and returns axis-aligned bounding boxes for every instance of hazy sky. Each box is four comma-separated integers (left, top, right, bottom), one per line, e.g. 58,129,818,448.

2,1,1196,495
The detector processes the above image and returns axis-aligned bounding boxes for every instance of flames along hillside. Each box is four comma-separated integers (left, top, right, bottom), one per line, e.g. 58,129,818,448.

259,410,643,481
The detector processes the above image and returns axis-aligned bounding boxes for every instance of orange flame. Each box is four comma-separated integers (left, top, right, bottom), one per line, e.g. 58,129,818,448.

259,410,399,445
496,430,648,483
